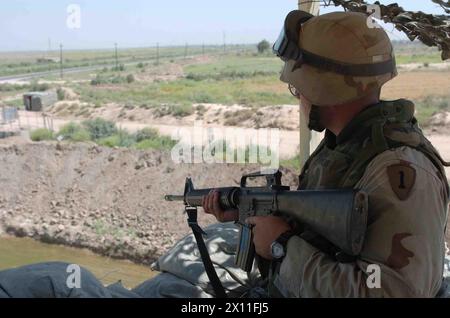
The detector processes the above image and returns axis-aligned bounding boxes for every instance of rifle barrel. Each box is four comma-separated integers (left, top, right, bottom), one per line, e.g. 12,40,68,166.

165,195,184,201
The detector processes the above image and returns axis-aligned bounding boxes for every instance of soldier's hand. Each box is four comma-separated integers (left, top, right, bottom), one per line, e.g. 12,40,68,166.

202,190,238,223
246,216,292,260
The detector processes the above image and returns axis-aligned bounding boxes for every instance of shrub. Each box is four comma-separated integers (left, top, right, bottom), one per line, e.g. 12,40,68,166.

112,64,126,72
111,76,125,84
172,104,194,117
57,122,91,142
30,128,54,141
186,73,203,81
134,127,159,142
29,80,50,92
153,104,194,118
134,135,176,151
57,88,65,101
97,130,135,148
257,40,271,54
82,118,118,140
90,74,104,86
126,74,135,83
193,92,214,103
0,83,27,92
97,135,121,148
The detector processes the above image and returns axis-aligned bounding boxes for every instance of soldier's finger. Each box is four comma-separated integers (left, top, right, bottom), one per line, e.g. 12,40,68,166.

251,224,257,239
207,191,215,214
213,191,221,213
202,196,210,214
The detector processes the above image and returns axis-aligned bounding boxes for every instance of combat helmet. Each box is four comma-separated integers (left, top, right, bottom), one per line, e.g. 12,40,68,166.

274,10,398,107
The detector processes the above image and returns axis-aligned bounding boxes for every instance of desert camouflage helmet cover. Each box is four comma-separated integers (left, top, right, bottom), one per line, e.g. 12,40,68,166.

280,11,398,106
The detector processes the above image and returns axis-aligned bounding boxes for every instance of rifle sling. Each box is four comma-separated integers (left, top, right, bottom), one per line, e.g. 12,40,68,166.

186,206,227,298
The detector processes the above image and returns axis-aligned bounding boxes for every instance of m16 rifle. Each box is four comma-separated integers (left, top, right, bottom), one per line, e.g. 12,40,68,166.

165,170,368,297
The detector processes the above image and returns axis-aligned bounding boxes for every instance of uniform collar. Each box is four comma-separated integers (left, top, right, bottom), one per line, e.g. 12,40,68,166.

335,102,382,145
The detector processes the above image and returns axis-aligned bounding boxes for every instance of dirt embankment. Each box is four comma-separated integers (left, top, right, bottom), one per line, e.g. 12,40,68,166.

0,142,298,265
47,102,301,131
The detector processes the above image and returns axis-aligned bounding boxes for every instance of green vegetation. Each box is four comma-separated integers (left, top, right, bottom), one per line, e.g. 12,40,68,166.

126,74,135,83
0,45,245,77
0,80,49,93
57,122,91,142
29,80,50,92
134,127,159,142
82,118,118,139
2,99,23,108
280,155,300,170
97,131,135,148
415,95,450,126
395,53,442,65
30,128,54,141
76,72,295,108
3,42,447,123
90,73,134,85
31,118,175,151
393,42,443,65
153,104,194,118
133,135,176,151
257,40,271,54
0,83,28,92
184,55,283,78
56,88,65,101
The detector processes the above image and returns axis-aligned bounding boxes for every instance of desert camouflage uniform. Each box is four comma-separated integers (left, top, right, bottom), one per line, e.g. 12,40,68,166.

270,99,449,298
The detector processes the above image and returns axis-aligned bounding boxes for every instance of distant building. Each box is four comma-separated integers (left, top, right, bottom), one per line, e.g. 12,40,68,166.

23,91,57,112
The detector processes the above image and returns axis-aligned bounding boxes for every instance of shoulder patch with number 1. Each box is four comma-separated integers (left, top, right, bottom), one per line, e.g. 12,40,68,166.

387,163,416,201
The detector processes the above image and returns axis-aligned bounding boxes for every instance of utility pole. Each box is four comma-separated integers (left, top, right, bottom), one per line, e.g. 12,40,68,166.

202,43,205,56
48,38,52,72
114,43,119,71
59,44,63,79
223,31,226,53
184,43,188,59
298,0,320,170
156,42,160,65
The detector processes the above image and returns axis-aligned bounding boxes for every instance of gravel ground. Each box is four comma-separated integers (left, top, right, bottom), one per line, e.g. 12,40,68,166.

0,142,298,265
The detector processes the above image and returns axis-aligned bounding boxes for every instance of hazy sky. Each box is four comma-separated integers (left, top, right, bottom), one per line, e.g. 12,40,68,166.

0,0,445,51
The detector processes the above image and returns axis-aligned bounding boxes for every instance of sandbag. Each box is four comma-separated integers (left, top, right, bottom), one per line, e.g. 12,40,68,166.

135,222,262,298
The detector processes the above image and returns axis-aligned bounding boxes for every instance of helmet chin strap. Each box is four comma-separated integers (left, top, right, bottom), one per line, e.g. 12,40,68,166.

308,105,326,132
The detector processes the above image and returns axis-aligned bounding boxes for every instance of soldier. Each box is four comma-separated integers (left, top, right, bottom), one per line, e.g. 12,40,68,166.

203,10,449,297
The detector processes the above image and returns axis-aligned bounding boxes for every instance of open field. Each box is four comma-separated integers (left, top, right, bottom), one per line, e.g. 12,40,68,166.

2,42,449,160
0,45,250,78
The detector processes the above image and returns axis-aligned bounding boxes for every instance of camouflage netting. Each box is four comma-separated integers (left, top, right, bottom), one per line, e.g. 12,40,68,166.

322,0,450,60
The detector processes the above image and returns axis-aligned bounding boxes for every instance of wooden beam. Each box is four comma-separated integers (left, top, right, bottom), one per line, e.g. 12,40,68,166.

298,1,320,15
297,1,320,170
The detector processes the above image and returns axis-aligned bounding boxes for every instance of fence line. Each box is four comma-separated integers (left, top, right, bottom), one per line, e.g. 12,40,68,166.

0,107,54,139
